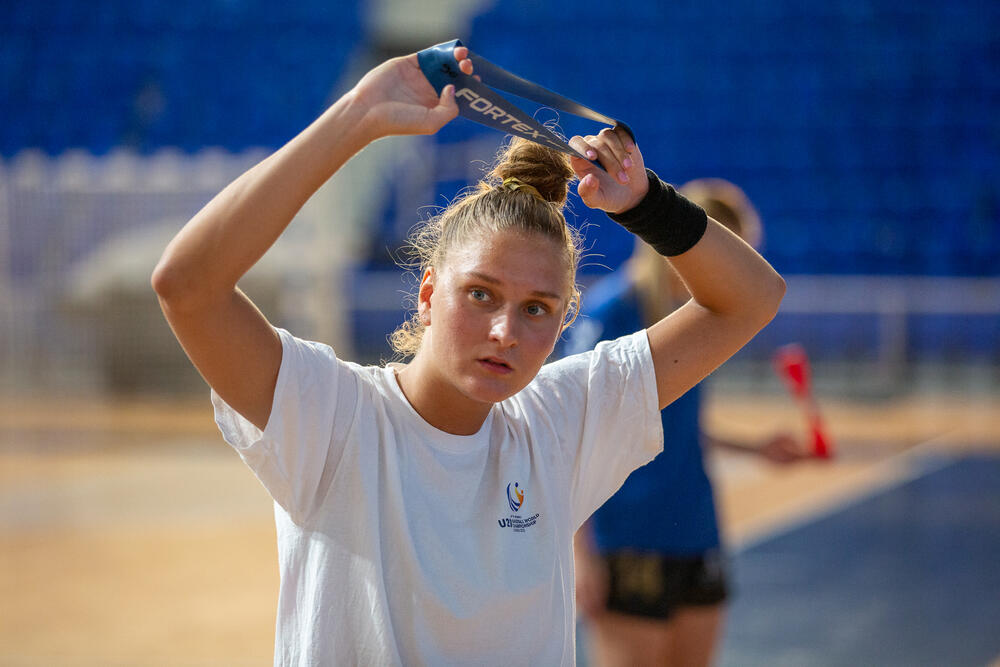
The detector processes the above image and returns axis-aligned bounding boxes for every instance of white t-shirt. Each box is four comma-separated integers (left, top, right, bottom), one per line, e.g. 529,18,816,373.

213,327,663,666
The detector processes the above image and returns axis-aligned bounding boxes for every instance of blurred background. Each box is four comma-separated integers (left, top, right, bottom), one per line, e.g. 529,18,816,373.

1,0,997,665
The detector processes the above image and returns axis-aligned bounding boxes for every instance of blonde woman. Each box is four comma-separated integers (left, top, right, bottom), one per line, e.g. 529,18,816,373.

152,46,784,664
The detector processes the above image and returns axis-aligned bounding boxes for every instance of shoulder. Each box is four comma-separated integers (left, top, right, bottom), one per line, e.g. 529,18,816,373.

277,328,378,379
531,330,653,398
272,328,391,419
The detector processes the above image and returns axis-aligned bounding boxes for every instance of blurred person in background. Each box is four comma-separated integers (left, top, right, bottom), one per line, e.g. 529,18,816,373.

569,179,808,667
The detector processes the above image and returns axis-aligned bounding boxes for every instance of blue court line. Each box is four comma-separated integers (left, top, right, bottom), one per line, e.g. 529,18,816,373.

721,454,1000,667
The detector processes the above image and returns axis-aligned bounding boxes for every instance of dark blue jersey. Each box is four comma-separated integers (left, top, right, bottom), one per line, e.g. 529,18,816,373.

563,271,721,554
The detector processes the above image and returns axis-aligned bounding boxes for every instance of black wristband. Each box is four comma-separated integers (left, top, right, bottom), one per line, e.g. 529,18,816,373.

608,169,708,257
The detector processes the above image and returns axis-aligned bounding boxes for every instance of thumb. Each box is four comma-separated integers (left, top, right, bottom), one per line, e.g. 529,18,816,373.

577,172,600,202
423,85,459,133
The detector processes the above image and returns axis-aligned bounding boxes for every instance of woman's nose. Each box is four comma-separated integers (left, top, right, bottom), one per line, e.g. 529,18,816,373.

489,311,518,347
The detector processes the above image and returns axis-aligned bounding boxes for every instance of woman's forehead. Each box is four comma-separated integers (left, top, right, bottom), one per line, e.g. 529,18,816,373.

442,230,573,295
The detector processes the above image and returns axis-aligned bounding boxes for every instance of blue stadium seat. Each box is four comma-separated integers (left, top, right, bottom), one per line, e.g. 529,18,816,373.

3,0,997,278
3,0,361,157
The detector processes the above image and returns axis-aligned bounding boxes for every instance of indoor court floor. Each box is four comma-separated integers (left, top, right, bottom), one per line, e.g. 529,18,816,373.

720,453,1000,666
2,392,998,666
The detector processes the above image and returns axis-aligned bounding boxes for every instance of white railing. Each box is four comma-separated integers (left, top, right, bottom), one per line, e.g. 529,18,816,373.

770,275,1000,391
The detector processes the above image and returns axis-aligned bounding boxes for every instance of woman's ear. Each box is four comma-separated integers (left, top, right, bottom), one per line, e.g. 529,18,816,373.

417,267,435,326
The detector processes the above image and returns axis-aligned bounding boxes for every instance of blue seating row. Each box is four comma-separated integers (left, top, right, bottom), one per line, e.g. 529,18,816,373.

2,0,997,277
447,0,1000,277
2,3,361,154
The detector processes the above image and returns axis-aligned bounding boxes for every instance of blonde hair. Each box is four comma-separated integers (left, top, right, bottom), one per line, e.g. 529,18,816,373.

389,137,582,358
630,178,763,323
678,178,762,249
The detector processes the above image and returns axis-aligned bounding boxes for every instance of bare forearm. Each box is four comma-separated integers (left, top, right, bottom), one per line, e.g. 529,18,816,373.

646,219,784,408
147,49,462,429
669,218,785,328
704,433,754,454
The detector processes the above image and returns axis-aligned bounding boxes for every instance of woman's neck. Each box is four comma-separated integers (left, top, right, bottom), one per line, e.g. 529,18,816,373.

394,355,493,436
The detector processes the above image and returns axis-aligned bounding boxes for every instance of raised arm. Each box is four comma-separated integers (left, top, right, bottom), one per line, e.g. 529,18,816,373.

151,48,471,429
569,128,785,409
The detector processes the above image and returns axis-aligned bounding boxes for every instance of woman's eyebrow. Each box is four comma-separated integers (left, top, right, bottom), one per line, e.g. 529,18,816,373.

466,271,562,301
466,270,501,285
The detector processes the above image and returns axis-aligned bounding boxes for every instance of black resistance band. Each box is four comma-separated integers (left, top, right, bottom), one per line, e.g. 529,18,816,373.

418,39,634,171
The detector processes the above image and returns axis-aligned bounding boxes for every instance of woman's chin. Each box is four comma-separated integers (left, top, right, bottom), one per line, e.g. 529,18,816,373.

460,375,524,406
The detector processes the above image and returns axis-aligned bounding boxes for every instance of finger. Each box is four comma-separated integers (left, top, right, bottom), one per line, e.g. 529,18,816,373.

577,172,600,200
614,125,637,153
569,136,618,200
439,83,457,110
452,46,474,76
600,127,629,163
568,154,590,176
580,131,628,185
597,127,632,181
426,84,458,131
569,135,598,163
568,137,606,188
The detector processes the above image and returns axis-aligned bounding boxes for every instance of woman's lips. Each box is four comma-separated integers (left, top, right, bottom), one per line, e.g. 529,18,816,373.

478,357,513,374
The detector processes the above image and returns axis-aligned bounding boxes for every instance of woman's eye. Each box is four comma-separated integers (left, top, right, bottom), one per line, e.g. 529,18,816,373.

470,289,489,302
525,303,549,316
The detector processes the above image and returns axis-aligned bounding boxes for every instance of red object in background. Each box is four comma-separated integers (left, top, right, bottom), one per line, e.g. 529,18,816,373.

774,344,810,398
773,343,833,459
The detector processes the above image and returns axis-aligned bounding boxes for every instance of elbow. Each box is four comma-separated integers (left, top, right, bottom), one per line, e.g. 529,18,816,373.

149,257,176,299
152,248,234,314
151,254,180,303
759,271,786,327
151,251,202,312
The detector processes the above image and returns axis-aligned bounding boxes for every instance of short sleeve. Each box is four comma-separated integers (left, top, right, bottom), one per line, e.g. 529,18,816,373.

212,328,360,524
524,330,663,529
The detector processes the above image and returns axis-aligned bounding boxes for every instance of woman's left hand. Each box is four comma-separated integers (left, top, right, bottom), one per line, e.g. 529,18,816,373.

351,47,473,140
569,127,648,214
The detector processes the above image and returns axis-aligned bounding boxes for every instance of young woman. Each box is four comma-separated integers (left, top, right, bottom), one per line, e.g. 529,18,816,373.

568,179,806,667
152,46,785,664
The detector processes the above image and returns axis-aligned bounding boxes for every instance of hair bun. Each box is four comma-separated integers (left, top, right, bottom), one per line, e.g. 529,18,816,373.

486,137,575,208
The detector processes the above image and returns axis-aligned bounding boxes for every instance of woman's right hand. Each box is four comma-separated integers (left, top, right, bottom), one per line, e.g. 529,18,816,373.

352,46,473,140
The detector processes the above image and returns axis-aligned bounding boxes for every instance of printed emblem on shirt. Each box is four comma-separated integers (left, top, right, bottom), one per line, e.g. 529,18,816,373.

498,481,539,533
507,482,524,512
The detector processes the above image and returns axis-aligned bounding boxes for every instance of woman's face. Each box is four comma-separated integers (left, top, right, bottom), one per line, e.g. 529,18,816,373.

418,229,572,407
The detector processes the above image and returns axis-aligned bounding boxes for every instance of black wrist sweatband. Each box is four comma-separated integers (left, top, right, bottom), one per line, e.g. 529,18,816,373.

608,169,708,257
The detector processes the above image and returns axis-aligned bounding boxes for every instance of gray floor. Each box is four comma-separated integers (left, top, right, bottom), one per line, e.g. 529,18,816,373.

720,454,1000,666
575,454,1000,666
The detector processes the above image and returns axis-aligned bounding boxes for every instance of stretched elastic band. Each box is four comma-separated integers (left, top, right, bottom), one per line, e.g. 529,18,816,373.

418,39,633,171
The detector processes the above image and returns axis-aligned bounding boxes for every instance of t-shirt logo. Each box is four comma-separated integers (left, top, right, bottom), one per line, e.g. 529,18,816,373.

498,481,538,533
507,482,524,512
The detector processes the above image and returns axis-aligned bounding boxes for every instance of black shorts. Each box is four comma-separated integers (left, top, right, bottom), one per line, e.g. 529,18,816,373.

602,549,729,620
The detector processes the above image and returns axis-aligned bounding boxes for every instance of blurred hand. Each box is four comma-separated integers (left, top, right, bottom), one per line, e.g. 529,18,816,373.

758,432,810,464
569,127,648,214
351,47,472,139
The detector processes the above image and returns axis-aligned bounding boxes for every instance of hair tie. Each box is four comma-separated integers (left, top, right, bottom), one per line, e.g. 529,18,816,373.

501,177,546,202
